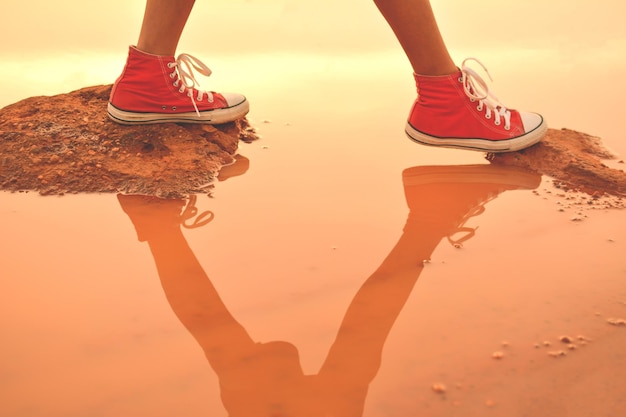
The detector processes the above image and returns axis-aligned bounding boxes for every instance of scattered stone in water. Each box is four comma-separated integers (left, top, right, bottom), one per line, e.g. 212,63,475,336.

559,335,573,344
431,383,447,394
548,350,567,358
492,351,505,360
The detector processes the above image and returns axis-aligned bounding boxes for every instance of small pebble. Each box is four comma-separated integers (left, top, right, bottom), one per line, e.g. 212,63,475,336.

548,350,567,358
492,351,504,360
431,383,447,394
559,335,573,344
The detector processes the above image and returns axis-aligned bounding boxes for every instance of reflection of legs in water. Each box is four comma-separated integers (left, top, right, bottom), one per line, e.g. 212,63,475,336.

117,166,540,415
318,164,541,414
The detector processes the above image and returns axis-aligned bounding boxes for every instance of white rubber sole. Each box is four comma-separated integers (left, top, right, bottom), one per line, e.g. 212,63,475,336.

107,99,249,125
405,117,548,153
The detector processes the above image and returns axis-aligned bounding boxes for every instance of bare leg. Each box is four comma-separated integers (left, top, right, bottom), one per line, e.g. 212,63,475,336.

378,0,548,151
136,0,196,56
373,0,457,75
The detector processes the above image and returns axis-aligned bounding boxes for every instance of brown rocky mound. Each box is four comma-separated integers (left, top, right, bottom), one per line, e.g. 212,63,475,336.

488,128,625,199
0,85,624,202
0,85,258,198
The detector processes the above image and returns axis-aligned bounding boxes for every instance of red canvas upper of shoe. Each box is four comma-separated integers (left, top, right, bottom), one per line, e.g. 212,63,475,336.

408,71,525,141
110,46,228,114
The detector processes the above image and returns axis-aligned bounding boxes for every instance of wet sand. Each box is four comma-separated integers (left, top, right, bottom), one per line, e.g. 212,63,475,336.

2,9,626,416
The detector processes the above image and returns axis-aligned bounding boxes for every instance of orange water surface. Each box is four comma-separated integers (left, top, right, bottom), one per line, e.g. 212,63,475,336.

1,1,626,416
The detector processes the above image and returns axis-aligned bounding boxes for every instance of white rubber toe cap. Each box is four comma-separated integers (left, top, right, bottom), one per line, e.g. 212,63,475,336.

520,111,544,133
221,92,247,108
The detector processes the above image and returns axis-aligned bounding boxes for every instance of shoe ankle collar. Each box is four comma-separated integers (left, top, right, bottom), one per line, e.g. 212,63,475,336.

129,45,175,60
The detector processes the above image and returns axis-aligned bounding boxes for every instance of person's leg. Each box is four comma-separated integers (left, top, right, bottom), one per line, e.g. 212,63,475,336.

373,0,456,76
374,0,547,153
136,0,195,56
108,0,249,125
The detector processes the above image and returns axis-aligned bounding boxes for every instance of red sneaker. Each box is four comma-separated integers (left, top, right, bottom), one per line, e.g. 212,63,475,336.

108,46,249,125
405,58,547,153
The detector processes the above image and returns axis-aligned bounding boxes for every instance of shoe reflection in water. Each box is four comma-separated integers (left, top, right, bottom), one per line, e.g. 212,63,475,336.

117,163,540,416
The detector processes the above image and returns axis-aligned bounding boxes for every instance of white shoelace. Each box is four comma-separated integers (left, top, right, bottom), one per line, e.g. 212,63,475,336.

460,58,512,130
167,53,215,116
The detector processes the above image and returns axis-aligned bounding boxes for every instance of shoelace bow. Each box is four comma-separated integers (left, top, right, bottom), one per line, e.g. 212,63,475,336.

167,53,216,116
460,58,512,130
180,195,214,229
446,192,500,248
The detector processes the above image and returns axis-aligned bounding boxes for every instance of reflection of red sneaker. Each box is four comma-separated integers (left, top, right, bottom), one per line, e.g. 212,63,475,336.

402,164,541,248
405,58,547,153
117,194,214,242
108,46,249,125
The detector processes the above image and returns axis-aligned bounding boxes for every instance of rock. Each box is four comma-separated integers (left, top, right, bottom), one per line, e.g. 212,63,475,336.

488,128,626,199
492,351,505,359
431,383,447,393
0,85,258,198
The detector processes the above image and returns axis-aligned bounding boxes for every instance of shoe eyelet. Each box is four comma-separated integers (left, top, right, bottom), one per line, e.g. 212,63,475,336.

494,120,501,126
172,106,177,111
485,113,491,119
458,76,463,83
477,104,483,111
504,125,511,131
173,80,179,87
470,98,475,103
169,73,176,79
167,63,174,69
179,87,185,93
162,105,167,110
